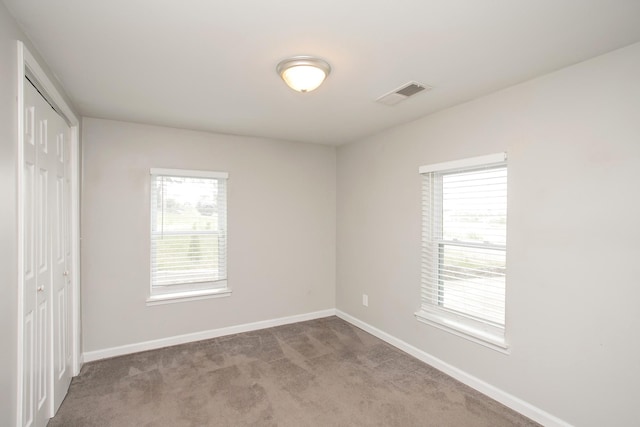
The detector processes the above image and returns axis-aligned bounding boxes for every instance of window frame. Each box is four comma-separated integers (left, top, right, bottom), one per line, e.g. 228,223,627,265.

415,153,509,352
146,168,231,305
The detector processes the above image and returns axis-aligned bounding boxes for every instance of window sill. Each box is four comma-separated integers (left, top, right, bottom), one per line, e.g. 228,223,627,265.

146,288,232,306
415,309,509,354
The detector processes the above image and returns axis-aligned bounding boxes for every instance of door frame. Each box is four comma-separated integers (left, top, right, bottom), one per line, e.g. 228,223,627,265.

16,41,81,426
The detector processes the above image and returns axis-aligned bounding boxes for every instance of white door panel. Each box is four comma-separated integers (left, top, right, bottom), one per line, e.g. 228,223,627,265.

22,100,36,427
51,112,72,412
22,77,72,427
24,78,53,427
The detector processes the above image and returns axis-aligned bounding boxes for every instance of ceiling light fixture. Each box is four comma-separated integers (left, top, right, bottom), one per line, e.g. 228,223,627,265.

276,56,331,93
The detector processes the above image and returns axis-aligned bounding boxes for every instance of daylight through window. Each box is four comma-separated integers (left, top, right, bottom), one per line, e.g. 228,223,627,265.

149,168,229,302
416,153,508,350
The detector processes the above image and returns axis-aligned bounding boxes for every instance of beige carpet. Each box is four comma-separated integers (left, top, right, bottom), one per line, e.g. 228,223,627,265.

48,316,539,426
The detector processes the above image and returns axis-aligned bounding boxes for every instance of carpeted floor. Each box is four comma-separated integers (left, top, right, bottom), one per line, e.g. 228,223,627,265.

48,316,539,426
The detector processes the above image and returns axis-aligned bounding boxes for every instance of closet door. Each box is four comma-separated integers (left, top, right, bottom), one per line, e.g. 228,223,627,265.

22,78,72,427
23,77,52,427
51,107,72,412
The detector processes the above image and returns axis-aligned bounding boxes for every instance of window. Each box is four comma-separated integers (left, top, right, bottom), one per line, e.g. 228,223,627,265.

415,153,508,351
148,168,230,304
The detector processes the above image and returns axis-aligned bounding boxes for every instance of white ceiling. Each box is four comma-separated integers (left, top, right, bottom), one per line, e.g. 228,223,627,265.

5,0,640,145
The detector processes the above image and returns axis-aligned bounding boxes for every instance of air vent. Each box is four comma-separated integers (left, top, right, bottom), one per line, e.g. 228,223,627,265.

376,81,432,106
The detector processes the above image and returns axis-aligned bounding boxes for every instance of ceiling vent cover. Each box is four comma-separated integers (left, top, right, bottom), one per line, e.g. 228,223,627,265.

376,81,432,106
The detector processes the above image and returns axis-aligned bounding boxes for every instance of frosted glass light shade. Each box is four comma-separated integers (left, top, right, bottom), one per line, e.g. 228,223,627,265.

281,65,326,92
277,57,331,93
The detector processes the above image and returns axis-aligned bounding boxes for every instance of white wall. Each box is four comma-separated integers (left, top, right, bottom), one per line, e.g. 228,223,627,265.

0,7,21,423
336,42,640,426
81,118,336,352
0,4,78,425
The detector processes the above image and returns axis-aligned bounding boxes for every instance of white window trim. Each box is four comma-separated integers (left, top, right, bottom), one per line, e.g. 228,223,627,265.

146,286,231,306
148,168,229,304
415,309,509,353
150,168,229,180
418,152,506,174
415,152,509,353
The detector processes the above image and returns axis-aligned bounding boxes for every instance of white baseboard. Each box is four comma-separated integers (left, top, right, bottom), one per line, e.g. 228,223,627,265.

336,310,572,427
83,308,336,363
75,353,84,376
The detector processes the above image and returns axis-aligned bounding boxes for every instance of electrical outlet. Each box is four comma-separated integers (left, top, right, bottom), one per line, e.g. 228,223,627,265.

362,294,368,307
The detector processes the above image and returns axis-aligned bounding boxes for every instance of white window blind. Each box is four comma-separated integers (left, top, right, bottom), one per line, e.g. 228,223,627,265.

150,169,228,299
416,153,508,350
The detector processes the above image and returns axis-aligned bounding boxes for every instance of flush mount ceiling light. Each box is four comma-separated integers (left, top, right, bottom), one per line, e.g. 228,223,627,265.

276,56,331,93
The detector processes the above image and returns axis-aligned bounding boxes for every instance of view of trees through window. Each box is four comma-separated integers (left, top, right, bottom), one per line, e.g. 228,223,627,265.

151,175,225,287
